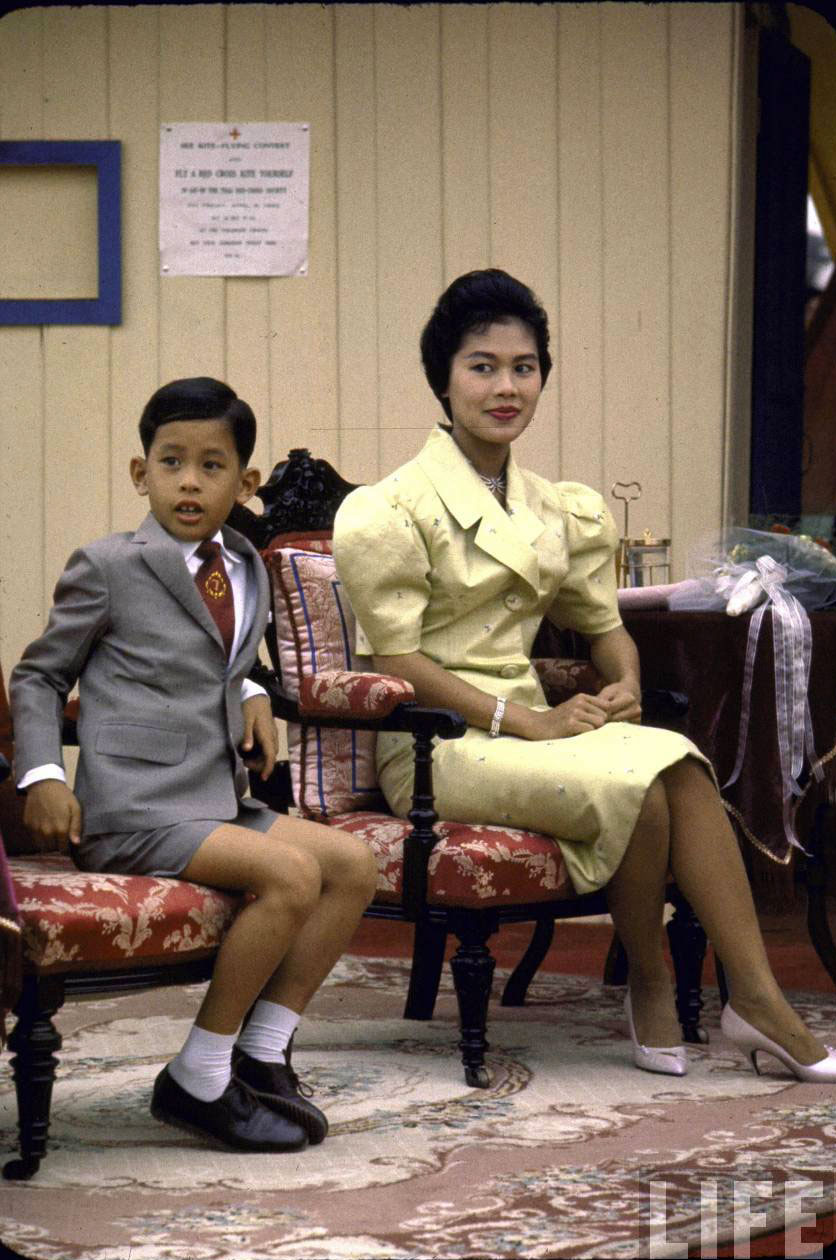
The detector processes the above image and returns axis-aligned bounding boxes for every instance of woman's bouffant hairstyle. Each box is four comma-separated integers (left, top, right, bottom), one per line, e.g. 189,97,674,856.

139,377,257,463
420,269,552,422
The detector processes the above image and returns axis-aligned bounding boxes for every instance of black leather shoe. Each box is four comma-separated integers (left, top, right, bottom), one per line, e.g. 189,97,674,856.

232,1041,329,1144
150,1065,309,1152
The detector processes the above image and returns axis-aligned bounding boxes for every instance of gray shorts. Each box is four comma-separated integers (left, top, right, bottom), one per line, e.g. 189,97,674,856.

72,804,281,878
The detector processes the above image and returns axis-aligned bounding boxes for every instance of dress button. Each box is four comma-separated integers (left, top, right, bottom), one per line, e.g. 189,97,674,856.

504,593,522,610
500,664,519,679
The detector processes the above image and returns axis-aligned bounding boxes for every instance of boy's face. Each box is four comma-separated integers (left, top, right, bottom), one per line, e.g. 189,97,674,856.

130,418,260,543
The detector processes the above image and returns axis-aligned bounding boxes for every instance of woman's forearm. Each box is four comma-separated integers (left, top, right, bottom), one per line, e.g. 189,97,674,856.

586,625,641,694
372,651,541,739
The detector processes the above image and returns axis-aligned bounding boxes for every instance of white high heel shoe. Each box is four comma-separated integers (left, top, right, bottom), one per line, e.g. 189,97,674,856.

624,991,688,1077
720,1004,836,1082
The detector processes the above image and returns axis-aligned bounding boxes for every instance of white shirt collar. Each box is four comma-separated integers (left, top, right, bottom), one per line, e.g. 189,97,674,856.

179,531,243,567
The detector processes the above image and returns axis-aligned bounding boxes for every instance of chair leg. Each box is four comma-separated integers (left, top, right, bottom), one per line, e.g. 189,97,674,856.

4,976,65,1181
667,890,708,1045
603,931,629,986
403,917,447,1021
448,913,497,1089
501,917,554,1006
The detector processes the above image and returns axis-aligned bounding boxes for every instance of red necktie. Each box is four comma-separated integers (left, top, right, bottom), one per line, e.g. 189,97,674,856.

194,541,235,658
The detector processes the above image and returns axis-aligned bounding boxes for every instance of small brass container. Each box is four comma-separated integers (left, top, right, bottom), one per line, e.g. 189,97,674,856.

611,481,671,587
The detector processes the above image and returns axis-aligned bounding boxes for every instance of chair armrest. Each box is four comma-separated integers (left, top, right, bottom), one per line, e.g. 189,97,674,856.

255,663,466,741
297,670,415,720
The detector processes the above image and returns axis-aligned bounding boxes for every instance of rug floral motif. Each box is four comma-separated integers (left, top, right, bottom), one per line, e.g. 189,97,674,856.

2,957,835,1259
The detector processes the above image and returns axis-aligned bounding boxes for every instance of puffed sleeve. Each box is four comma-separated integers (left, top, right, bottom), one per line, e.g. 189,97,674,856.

544,483,622,636
333,482,431,656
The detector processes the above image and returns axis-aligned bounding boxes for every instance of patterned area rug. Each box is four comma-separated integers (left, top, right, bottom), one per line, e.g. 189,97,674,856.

2,957,836,1259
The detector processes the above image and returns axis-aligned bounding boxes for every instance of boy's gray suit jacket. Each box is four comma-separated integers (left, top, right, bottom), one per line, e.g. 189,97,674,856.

10,512,271,836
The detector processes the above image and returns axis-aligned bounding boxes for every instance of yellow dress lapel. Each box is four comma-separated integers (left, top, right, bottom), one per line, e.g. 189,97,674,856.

416,428,543,592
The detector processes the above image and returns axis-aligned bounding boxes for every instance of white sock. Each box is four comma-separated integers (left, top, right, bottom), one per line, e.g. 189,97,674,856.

168,1025,236,1102
236,1000,300,1064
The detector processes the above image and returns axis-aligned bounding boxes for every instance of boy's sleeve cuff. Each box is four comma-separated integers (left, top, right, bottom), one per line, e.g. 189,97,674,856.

241,677,268,703
17,763,67,791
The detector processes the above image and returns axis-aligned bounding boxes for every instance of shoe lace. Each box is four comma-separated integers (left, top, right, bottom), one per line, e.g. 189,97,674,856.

284,1034,315,1098
284,1062,315,1099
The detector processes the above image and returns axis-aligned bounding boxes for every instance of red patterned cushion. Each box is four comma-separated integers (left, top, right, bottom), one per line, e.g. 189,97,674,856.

330,812,574,909
532,657,603,705
262,532,333,556
264,546,385,818
10,854,239,973
298,670,415,719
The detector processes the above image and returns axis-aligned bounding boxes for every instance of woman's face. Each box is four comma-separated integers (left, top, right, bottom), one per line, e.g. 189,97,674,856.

444,318,542,469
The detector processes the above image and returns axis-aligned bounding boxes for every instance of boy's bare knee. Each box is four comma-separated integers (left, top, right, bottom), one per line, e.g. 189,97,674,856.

327,836,379,898
261,846,322,917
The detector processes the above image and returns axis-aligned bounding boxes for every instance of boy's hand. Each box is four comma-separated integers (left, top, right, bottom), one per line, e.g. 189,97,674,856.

240,694,278,781
23,781,83,850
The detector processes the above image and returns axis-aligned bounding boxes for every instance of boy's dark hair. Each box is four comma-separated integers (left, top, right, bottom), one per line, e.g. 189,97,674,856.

420,269,553,422
139,377,257,463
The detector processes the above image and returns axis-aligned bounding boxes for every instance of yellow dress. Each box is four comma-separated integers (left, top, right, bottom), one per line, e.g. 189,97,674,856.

333,428,709,893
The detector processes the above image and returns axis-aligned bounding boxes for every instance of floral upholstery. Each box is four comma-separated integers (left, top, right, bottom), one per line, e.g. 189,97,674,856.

9,853,240,973
298,670,415,719
264,545,385,818
262,531,333,557
532,657,603,705
331,812,574,909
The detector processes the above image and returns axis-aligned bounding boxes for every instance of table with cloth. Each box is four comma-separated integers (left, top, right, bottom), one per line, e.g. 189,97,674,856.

620,609,836,981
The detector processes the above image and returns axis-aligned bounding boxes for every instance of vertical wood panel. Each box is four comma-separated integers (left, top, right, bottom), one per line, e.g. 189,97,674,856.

601,3,671,541
41,8,111,605
375,5,443,432
670,3,734,575
0,1,751,691
158,5,226,381
439,6,490,281
265,4,338,467
109,6,161,533
557,5,605,490
0,11,45,672
0,8,44,137
334,5,380,481
225,5,273,481
488,3,560,480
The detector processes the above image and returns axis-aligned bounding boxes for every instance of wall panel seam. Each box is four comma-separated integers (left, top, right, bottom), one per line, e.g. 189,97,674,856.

666,3,674,541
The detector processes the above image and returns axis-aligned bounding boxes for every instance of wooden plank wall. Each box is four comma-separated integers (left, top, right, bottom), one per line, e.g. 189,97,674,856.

0,2,744,680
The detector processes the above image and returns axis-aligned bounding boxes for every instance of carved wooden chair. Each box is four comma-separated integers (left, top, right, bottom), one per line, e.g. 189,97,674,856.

0,664,241,1181
232,448,710,1088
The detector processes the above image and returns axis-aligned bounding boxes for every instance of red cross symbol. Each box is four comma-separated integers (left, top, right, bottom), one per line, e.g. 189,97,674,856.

229,128,241,140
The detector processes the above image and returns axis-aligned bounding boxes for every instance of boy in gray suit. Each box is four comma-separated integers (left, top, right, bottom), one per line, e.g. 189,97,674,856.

11,377,378,1154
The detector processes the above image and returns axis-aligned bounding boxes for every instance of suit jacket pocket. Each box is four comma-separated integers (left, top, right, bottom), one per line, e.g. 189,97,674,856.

94,723,188,764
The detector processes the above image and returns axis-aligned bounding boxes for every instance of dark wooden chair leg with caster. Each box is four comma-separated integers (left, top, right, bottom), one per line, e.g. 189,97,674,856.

4,977,64,1182
667,889,709,1043
449,911,498,1089
501,917,555,1007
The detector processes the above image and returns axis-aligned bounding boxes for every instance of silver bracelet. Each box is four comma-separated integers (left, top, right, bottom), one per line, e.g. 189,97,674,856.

489,696,507,738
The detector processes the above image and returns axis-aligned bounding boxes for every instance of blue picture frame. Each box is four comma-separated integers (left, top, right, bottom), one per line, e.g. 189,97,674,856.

0,140,121,326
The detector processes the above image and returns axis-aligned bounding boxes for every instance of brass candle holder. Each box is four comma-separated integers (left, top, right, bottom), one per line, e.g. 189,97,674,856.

611,481,671,588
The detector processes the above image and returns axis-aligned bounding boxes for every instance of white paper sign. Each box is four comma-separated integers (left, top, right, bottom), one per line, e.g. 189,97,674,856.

159,122,310,277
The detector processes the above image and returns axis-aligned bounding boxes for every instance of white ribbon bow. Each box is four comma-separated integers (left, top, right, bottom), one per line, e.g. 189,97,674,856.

722,555,821,853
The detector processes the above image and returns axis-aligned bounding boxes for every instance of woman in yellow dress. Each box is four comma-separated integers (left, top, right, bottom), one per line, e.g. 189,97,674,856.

333,269,836,1081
